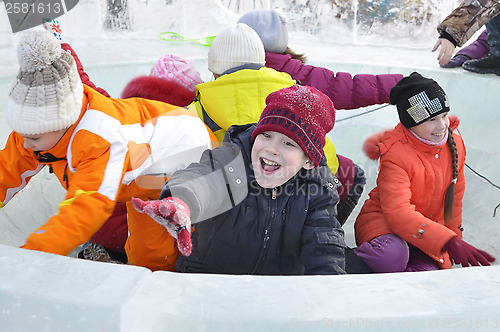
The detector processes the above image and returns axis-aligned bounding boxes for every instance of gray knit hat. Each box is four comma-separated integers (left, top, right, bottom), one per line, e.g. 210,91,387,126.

208,23,265,75
238,9,288,53
6,29,83,135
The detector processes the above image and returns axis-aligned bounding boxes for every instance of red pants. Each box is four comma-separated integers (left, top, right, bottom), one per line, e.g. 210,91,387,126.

89,203,128,254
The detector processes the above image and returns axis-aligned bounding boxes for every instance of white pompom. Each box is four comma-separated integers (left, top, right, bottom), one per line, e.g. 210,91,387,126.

17,29,62,72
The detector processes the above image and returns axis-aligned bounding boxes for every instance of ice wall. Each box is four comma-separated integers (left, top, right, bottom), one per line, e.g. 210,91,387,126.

1,244,500,332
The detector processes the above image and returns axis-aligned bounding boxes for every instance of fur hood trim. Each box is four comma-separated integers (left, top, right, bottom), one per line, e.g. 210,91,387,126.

362,115,460,160
121,75,196,107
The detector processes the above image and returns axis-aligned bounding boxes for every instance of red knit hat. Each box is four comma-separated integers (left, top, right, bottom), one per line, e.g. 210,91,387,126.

251,85,335,167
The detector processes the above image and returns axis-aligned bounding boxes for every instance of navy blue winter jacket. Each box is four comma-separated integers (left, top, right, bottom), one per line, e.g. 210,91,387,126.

163,124,346,275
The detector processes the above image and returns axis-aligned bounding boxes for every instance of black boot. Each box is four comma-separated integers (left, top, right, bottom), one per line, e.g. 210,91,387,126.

345,247,373,274
462,52,500,75
78,243,127,264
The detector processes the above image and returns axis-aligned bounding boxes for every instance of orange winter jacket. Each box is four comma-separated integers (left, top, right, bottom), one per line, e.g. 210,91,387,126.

0,85,214,267
354,116,465,269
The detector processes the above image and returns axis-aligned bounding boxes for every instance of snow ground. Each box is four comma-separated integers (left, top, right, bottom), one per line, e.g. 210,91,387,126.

0,0,499,331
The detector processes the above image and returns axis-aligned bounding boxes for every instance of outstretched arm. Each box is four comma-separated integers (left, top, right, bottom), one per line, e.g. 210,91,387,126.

131,143,249,256
265,52,402,110
436,0,498,47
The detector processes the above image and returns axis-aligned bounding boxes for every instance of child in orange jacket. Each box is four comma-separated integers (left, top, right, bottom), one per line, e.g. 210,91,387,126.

353,72,495,272
42,20,207,264
78,53,205,263
2,29,214,271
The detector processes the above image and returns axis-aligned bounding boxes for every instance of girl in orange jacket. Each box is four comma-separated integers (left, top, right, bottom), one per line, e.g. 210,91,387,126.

2,29,214,271
353,72,495,272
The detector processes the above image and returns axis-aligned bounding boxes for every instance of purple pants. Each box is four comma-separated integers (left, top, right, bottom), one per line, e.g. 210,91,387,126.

354,234,439,273
456,30,489,60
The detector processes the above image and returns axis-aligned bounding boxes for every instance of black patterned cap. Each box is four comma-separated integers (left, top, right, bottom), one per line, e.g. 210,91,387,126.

390,72,449,128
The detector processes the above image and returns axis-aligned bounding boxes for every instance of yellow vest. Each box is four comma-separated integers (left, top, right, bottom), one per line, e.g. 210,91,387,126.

189,67,339,174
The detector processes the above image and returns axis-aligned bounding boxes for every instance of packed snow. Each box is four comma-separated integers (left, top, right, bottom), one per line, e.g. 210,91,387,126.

0,0,499,331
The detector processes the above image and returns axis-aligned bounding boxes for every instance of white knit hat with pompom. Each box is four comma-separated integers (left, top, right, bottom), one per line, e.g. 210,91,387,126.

6,29,83,135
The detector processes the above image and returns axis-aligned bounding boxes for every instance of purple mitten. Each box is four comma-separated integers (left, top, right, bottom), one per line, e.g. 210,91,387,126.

441,55,470,68
443,237,495,267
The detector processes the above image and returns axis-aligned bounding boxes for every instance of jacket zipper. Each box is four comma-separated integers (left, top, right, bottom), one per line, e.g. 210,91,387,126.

250,187,278,274
62,163,69,189
278,208,286,257
47,162,68,189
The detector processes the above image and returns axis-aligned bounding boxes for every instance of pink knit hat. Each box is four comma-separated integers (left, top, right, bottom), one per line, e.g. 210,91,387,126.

251,85,335,167
150,54,203,91
121,54,203,107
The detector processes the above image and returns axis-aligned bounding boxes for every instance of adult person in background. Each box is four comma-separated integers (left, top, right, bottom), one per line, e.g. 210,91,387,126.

432,0,500,75
438,30,489,68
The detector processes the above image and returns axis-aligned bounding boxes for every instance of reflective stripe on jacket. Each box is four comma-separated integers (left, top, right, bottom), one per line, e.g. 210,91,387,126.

1,84,213,257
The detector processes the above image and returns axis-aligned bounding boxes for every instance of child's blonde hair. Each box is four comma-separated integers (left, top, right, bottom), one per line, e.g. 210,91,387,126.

284,47,308,64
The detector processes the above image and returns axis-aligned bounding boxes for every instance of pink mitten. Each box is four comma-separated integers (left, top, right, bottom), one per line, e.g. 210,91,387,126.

131,197,192,256
443,237,495,267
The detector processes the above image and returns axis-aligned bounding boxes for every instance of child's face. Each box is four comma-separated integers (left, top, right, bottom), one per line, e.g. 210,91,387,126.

411,112,450,143
251,131,314,189
21,129,67,152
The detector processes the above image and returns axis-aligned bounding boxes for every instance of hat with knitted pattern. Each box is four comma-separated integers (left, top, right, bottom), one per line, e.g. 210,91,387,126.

6,29,83,135
208,23,265,75
390,72,449,128
150,54,202,92
251,85,335,167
